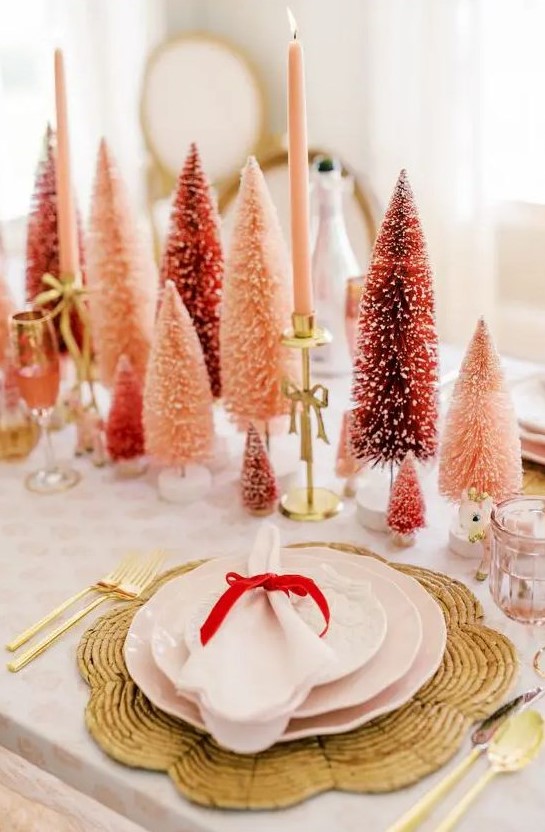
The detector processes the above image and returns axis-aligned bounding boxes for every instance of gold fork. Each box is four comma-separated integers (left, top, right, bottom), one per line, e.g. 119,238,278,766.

6,551,141,652
7,551,165,672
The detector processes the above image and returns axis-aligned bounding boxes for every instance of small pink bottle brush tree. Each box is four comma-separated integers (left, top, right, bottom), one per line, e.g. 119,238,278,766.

143,280,214,472
439,317,522,504
241,423,279,515
221,157,296,436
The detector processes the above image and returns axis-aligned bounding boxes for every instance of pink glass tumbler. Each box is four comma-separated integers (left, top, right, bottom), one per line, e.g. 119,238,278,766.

489,496,545,624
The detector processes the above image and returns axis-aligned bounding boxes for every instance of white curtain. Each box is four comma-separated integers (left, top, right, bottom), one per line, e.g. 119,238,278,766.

191,0,495,350
362,0,494,346
51,0,166,213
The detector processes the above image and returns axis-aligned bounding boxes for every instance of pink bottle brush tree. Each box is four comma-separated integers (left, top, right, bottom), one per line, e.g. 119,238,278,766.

335,411,363,497
386,454,426,546
160,142,223,398
350,170,439,477
241,423,279,515
87,139,156,387
144,280,214,502
221,157,296,439
439,317,522,504
106,355,146,475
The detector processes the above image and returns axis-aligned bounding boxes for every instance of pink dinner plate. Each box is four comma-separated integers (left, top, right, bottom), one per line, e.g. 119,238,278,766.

125,548,446,740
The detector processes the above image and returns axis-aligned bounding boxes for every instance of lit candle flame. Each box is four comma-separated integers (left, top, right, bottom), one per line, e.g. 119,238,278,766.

287,7,298,39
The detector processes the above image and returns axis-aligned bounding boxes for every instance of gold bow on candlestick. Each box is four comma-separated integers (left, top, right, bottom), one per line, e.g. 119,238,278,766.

283,380,330,462
279,312,342,522
34,272,97,411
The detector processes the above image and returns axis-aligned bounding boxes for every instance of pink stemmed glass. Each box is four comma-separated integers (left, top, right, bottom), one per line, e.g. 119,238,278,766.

10,310,80,494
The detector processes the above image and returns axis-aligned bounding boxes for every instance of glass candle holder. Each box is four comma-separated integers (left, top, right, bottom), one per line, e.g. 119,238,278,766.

489,496,545,624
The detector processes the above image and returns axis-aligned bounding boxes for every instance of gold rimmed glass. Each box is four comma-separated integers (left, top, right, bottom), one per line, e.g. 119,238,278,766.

9,310,80,494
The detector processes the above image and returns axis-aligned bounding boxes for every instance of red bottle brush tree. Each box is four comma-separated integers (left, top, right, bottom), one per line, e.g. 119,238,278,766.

221,157,296,432
439,317,522,503
0,226,14,363
350,169,439,471
387,454,426,543
106,355,145,462
160,142,223,398
25,125,86,350
87,140,156,387
241,423,279,515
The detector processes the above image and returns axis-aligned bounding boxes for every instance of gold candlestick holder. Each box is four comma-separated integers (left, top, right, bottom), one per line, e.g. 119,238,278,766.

280,312,343,521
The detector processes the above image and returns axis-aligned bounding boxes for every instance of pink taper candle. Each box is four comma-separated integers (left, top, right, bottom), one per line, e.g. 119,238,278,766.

54,48,79,276
287,9,313,317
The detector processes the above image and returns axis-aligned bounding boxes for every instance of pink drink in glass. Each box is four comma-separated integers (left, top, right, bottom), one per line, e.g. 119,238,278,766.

16,363,60,410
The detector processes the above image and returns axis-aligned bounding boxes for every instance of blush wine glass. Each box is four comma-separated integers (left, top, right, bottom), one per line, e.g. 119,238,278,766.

10,310,80,494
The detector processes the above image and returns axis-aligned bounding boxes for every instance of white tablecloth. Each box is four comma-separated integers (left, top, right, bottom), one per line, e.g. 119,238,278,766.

0,347,543,832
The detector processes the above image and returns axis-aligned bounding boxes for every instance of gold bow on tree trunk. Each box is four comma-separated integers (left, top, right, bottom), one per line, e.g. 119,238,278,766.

283,379,330,462
34,272,96,409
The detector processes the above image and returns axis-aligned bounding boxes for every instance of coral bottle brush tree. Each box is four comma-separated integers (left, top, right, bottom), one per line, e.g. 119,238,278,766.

87,140,156,387
221,157,296,434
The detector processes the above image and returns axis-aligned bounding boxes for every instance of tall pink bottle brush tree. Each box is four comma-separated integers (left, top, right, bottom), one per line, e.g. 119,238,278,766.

87,139,156,386
160,142,223,398
143,280,214,469
221,156,296,433
439,317,522,503
350,170,439,472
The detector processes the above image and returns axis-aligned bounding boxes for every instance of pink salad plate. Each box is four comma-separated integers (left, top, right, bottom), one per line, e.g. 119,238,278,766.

154,557,389,696
512,374,545,435
125,549,446,743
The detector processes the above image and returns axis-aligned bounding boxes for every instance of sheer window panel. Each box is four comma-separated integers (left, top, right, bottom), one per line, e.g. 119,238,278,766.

0,0,166,227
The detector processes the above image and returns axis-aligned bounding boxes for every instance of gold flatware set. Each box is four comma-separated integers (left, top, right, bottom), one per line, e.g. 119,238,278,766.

6,550,166,672
388,688,545,832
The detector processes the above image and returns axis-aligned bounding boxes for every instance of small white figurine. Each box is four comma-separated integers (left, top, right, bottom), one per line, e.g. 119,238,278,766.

458,487,494,543
67,390,107,467
458,487,494,579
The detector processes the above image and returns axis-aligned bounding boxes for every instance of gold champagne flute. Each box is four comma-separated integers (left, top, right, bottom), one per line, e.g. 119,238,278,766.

10,310,80,494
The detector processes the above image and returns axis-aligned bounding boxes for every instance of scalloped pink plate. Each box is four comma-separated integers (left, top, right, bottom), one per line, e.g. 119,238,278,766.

125,549,446,742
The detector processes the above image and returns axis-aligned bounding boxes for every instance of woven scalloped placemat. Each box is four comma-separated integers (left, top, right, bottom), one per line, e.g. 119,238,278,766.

77,543,517,810
523,460,545,495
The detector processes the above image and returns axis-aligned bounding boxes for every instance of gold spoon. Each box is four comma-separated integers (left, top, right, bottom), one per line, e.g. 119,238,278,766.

433,710,544,832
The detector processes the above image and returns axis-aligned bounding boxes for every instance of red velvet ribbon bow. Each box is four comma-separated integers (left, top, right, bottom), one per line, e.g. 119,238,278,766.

200,571,331,646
